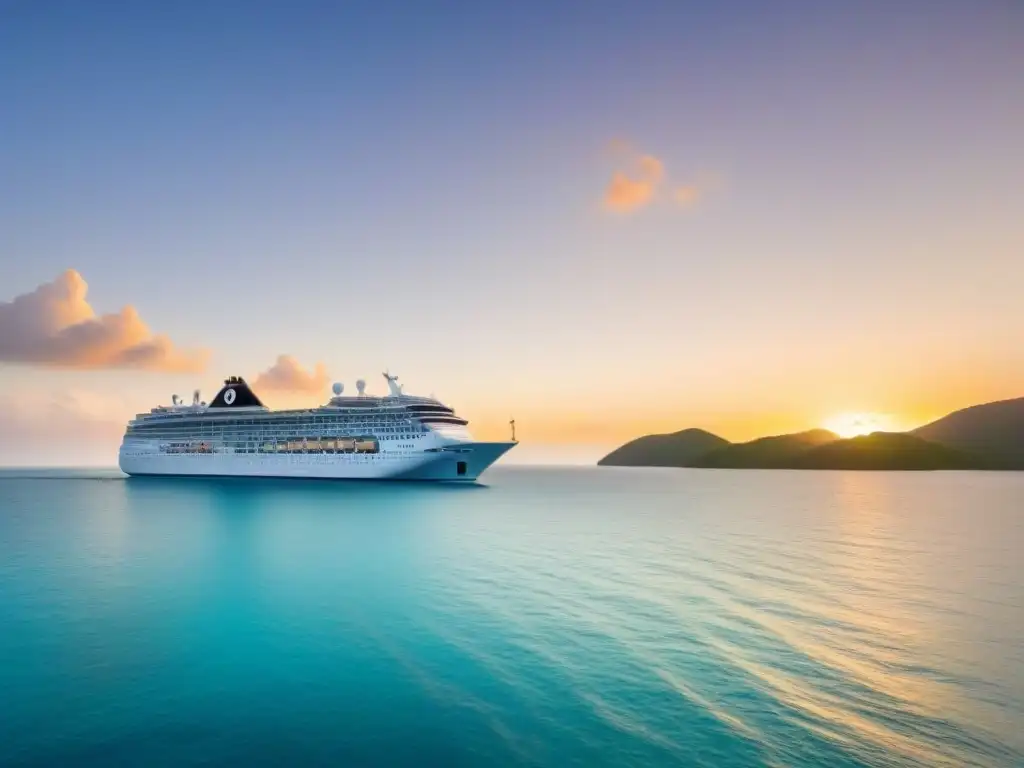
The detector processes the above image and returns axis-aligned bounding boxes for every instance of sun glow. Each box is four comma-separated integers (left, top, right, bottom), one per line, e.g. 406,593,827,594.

823,412,891,438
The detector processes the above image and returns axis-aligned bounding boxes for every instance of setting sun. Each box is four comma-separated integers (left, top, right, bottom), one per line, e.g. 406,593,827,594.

823,412,892,438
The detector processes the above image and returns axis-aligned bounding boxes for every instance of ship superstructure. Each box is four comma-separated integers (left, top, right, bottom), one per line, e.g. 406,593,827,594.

118,373,516,481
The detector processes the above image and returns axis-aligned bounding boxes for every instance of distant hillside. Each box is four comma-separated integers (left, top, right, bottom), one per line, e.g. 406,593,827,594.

912,397,1024,468
789,432,981,470
597,428,729,467
689,429,839,468
598,395,1024,471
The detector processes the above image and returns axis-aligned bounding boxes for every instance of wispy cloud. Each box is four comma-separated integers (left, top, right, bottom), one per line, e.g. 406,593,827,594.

604,154,665,213
0,270,208,372
252,354,330,394
602,142,714,214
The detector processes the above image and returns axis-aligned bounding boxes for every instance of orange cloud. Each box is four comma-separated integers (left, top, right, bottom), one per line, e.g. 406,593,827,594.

252,354,330,394
604,154,665,212
0,270,208,372
603,143,719,213
605,173,656,212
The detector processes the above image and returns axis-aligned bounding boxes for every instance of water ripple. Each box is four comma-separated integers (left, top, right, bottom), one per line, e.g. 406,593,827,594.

0,467,1021,766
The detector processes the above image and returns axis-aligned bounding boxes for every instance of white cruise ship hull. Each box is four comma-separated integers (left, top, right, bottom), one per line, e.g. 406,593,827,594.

119,441,516,482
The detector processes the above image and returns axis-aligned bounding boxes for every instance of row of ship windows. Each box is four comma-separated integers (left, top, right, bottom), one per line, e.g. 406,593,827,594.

133,423,421,433
137,415,435,426
162,438,382,455
145,407,452,419
134,426,427,438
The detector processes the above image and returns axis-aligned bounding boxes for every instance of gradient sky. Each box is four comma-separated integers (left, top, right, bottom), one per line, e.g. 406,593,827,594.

1,1,1022,464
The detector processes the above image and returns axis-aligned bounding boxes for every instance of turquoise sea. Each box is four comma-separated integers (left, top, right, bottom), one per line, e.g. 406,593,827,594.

0,467,1021,767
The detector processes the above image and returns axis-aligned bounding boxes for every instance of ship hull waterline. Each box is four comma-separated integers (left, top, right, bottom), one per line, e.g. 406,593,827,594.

119,441,516,482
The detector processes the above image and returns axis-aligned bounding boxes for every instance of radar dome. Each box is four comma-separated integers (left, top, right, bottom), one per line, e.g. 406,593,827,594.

332,382,344,396
356,379,367,395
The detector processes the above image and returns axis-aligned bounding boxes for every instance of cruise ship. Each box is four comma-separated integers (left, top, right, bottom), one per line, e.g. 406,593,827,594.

118,373,516,481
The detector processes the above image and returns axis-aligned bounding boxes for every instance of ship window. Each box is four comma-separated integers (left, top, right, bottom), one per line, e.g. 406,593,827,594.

457,461,467,476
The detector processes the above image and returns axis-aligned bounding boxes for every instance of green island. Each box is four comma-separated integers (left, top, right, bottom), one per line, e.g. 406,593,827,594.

598,398,1024,470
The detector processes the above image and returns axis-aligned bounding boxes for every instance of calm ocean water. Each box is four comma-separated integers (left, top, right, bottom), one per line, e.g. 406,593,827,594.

0,467,1021,767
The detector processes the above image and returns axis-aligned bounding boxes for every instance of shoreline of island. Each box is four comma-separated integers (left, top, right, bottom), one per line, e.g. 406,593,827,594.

598,397,1024,471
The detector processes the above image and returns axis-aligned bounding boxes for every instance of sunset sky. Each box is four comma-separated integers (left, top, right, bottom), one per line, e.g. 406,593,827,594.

1,1,1022,465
